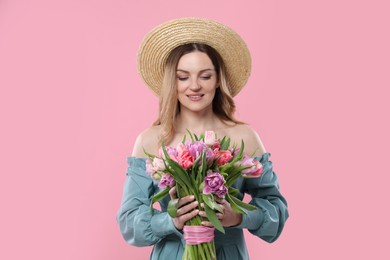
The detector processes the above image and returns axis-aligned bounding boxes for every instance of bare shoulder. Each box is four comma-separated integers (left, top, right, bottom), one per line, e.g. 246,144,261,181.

232,124,267,157
131,125,161,158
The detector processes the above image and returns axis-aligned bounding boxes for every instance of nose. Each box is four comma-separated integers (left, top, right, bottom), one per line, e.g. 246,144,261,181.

189,78,201,91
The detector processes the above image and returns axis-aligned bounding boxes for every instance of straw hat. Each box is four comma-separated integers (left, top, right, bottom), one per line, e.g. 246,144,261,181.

137,17,251,97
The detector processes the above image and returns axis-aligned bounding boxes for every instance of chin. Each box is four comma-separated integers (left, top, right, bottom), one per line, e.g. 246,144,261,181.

178,102,211,112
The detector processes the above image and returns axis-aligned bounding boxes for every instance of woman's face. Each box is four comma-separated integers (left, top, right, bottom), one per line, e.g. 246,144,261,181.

176,51,218,113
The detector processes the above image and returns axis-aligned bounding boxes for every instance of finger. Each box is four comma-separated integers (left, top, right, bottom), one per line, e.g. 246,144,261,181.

178,209,199,223
177,195,195,208
198,210,206,217
215,197,229,205
216,213,224,220
169,187,177,199
177,201,198,216
215,197,222,202
201,221,214,227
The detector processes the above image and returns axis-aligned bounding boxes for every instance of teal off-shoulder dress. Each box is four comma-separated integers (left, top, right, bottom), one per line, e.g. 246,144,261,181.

116,153,289,260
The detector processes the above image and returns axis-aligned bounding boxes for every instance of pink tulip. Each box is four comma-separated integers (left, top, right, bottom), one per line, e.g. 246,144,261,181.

203,172,225,195
152,157,165,172
146,159,153,175
212,141,220,151
158,173,175,188
237,155,263,178
186,141,215,165
177,143,194,169
214,185,228,198
215,150,233,165
204,131,216,145
158,146,178,162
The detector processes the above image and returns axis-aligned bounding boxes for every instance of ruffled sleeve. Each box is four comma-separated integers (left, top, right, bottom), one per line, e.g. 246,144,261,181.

235,153,289,243
116,157,183,246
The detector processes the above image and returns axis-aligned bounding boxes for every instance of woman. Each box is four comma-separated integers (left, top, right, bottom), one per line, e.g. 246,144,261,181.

117,18,289,259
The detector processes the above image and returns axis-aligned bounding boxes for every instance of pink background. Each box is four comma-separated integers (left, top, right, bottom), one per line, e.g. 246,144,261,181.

1,0,389,259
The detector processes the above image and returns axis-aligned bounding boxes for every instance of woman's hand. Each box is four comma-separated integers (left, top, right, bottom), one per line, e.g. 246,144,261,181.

199,198,243,227
169,187,199,230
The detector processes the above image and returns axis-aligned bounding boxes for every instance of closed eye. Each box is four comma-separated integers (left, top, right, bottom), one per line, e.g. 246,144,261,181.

177,76,189,81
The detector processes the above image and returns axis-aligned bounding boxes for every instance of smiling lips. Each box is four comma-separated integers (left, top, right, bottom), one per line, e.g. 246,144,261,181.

187,94,204,101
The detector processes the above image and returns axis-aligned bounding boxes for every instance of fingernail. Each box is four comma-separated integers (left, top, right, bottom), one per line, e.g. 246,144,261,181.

194,201,199,206
190,195,195,199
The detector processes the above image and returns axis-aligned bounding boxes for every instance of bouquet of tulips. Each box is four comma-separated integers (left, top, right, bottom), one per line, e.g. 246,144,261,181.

145,130,263,260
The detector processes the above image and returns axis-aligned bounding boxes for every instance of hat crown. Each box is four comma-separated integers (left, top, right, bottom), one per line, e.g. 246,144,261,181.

137,17,251,97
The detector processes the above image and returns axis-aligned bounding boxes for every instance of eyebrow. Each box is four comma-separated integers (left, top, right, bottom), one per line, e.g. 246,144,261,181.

176,68,215,73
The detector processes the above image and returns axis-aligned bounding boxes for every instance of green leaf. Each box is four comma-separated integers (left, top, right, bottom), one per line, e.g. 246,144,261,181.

151,187,170,204
229,200,247,215
181,134,187,144
228,140,245,165
167,198,179,218
196,151,207,185
201,151,207,176
150,187,170,214
176,183,188,198
198,182,205,193
226,193,247,215
186,129,194,142
229,194,257,211
204,203,225,234
192,154,201,176
161,159,186,188
161,142,194,192
225,165,252,187
228,187,239,196
219,136,226,147
167,160,193,190
202,194,223,213
190,157,200,188
225,170,243,187
142,147,156,160
250,148,259,157
220,137,230,150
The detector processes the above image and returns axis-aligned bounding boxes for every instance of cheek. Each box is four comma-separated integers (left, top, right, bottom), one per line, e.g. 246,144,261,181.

176,80,190,92
176,84,186,102
206,85,217,97
205,80,218,92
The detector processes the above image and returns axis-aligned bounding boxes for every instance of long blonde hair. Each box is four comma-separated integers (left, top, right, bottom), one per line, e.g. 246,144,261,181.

153,43,244,146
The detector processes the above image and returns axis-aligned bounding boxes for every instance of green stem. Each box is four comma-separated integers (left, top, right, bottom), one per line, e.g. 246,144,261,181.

198,244,207,260
190,245,196,260
211,241,217,259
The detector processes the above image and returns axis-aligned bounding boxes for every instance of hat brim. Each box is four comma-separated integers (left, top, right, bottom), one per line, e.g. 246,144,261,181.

137,17,251,97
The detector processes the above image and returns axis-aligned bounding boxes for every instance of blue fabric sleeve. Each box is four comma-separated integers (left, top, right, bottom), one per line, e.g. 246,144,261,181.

235,153,289,243
116,157,183,246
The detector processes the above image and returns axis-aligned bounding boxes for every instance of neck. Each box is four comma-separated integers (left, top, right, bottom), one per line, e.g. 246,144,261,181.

175,106,220,136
